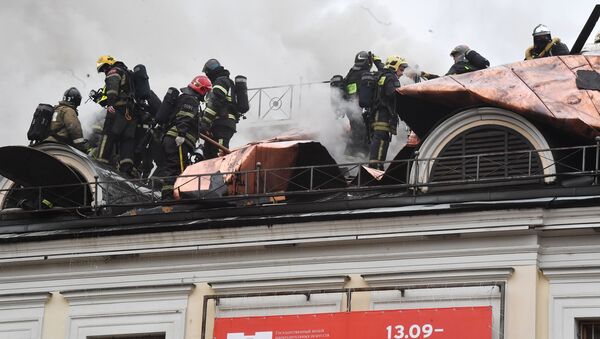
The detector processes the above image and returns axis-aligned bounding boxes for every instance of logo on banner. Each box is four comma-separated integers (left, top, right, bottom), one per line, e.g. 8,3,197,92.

227,332,273,339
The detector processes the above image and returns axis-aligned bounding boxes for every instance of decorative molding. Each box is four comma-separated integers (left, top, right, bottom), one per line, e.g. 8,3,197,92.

68,312,184,339
542,266,600,280
0,291,50,307
0,208,547,265
62,283,194,305
0,233,539,295
65,284,190,339
209,275,349,294
362,268,514,286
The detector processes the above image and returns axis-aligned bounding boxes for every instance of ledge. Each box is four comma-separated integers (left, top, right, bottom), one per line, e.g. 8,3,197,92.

362,267,515,286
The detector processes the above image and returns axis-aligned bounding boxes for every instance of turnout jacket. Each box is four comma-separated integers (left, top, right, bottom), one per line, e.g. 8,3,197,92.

343,58,385,99
525,38,570,60
105,62,133,107
166,89,200,148
46,101,85,147
201,69,237,131
446,50,490,75
372,68,401,133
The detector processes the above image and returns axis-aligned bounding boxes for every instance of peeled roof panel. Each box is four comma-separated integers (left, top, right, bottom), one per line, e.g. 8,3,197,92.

174,140,340,199
0,145,88,207
0,146,81,187
398,55,600,140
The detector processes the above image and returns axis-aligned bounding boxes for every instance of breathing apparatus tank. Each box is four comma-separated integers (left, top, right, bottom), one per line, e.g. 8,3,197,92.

155,87,180,125
132,64,151,100
358,72,379,109
234,75,249,114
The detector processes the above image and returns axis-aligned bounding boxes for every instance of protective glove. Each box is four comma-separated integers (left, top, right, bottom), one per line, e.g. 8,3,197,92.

107,106,116,114
420,72,439,80
175,136,185,147
74,139,90,153
372,54,381,63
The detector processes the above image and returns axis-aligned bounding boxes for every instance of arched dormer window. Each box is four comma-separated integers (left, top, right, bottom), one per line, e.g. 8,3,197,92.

410,107,555,191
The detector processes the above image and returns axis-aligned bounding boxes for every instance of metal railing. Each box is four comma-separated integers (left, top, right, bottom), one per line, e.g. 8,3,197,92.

245,81,329,121
1,143,599,215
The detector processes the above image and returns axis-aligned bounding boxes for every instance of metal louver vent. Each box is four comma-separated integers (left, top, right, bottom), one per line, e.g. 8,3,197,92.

429,125,543,185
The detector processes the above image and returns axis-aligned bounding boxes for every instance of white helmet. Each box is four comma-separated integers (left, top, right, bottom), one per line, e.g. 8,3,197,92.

532,24,551,36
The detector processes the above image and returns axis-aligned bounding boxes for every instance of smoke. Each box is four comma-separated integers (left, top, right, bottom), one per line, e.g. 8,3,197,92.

1,0,598,165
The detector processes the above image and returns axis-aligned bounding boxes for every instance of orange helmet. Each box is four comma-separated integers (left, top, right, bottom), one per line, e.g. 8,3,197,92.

188,75,212,95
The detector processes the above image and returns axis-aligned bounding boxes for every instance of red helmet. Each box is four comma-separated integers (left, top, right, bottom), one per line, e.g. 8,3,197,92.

189,75,212,95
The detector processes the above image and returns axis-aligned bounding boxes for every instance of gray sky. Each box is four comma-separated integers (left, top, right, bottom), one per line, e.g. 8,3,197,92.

0,0,598,156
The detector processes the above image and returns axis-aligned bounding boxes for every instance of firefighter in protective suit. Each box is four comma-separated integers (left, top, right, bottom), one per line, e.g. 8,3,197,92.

158,75,212,200
446,45,490,75
95,55,138,177
369,56,408,170
525,24,569,60
200,59,238,159
44,87,89,152
342,51,385,158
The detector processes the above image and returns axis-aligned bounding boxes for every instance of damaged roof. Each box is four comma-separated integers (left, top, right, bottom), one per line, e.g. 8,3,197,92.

174,133,346,200
398,55,600,140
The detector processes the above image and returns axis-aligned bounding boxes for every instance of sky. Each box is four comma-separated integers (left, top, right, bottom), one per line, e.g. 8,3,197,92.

0,0,598,162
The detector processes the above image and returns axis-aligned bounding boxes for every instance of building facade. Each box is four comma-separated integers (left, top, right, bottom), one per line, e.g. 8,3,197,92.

1,198,600,339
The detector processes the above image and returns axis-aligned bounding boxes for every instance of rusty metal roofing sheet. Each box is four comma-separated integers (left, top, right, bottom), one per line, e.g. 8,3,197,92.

397,55,600,140
174,140,345,200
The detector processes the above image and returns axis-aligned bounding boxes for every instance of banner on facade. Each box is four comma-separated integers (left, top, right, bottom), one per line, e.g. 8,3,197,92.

213,306,492,339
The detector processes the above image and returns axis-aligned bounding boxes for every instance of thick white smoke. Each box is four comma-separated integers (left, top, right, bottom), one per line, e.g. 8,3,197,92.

0,0,597,164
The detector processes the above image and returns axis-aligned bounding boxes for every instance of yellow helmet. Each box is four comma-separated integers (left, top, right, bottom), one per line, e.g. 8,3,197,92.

96,55,116,72
385,55,408,71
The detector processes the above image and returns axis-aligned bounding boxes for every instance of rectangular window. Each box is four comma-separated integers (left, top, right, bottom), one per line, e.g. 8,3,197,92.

216,293,343,318
87,334,165,339
579,320,600,339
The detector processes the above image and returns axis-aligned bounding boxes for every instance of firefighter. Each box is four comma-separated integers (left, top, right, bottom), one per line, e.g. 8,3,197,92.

446,45,490,75
200,59,239,159
44,87,89,152
133,91,162,179
525,24,570,60
582,31,600,55
341,51,385,158
158,75,212,200
94,55,138,178
368,55,408,170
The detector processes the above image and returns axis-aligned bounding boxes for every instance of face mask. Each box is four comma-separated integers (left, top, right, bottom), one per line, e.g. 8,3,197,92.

534,35,551,47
